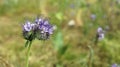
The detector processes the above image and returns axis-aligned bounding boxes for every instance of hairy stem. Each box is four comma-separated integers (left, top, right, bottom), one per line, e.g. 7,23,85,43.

26,41,32,67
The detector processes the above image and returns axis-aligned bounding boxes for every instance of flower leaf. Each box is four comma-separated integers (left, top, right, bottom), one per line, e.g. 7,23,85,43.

53,32,68,58
53,32,63,51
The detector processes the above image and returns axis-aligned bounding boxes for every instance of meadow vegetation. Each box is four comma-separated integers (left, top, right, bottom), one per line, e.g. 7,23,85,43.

0,0,120,67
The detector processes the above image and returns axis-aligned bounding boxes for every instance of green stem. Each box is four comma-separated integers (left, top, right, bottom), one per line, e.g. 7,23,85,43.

88,45,94,67
26,41,32,67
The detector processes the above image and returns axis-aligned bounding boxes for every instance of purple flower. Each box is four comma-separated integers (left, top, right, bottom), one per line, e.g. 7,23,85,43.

35,17,44,24
90,14,96,21
97,27,103,33
31,23,36,30
97,27,104,40
44,25,54,34
23,21,32,32
22,16,55,40
48,26,54,34
38,20,47,30
112,64,117,67
37,18,54,35
43,19,49,25
98,33,104,40
36,18,54,40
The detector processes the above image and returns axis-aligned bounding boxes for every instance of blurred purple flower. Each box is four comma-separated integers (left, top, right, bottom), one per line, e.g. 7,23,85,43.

90,14,96,21
97,27,103,33
70,4,75,9
97,27,104,40
112,64,117,67
98,33,104,40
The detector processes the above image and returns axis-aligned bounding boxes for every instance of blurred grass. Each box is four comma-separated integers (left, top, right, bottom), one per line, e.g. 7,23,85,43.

0,0,120,67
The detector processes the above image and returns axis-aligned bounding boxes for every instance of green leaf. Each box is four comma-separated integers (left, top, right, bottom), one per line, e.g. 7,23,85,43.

53,32,68,57
58,45,68,57
53,32,63,51
55,12,63,21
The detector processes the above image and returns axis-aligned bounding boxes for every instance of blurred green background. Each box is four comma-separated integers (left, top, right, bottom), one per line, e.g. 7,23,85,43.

0,0,120,67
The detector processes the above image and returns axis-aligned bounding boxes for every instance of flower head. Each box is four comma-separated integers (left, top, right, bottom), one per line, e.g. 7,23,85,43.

98,33,104,40
90,14,96,21
22,16,55,41
97,27,102,33
97,27,105,40
35,18,54,40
